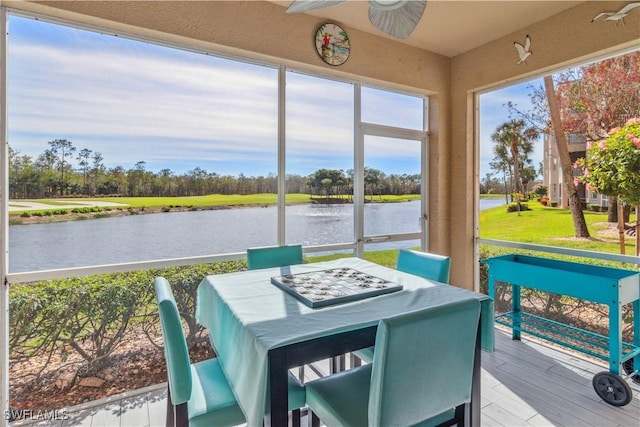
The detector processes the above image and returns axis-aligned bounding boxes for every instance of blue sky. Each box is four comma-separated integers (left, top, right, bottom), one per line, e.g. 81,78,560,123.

8,14,541,179
479,81,544,179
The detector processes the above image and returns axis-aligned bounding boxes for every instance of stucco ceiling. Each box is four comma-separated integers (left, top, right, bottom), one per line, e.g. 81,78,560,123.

268,1,585,57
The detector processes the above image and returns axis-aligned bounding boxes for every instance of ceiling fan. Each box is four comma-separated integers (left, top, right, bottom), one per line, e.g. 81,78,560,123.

286,0,427,39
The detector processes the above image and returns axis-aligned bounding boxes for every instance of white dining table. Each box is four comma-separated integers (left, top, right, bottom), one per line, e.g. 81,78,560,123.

196,257,494,426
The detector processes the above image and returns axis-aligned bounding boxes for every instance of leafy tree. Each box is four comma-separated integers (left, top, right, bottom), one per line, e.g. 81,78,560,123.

91,151,105,195
480,173,505,195
77,148,92,194
48,139,76,195
308,169,349,199
556,53,639,141
490,119,538,214
555,52,640,224
364,167,384,200
510,52,639,232
489,151,512,204
544,75,590,237
127,161,147,196
534,185,548,198
577,118,640,255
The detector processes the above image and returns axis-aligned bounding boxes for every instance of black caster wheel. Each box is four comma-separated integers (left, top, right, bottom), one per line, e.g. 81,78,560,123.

592,371,632,406
623,358,640,385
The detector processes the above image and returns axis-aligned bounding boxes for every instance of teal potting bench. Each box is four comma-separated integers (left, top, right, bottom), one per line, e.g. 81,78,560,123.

482,254,640,406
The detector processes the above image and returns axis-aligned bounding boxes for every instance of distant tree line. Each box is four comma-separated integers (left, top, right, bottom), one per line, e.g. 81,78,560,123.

8,139,420,199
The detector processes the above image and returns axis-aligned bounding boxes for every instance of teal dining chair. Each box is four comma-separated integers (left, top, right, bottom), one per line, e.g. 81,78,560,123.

154,277,306,427
246,244,304,270
396,248,451,283
246,244,308,382
307,298,482,427
353,248,452,364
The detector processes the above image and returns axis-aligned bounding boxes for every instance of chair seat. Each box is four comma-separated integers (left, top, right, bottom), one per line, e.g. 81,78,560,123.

352,346,374,364
188,358,245,427
307,363,456,427
188,357,306,427
286,370,307,410
306,364,372,427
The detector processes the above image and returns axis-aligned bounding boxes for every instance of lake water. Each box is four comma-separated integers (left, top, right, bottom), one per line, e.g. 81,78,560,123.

9,198,505,272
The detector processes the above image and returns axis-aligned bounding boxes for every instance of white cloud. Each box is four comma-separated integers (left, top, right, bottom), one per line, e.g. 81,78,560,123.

9,36,281,171
7,16,429,178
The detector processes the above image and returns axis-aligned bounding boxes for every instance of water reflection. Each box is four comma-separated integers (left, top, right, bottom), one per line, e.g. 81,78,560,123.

9,199,504,272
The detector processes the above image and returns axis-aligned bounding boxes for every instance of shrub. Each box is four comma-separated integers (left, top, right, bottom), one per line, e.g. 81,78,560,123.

507,203,530,212
20,212,31,218
147,260,247,346
9,260,248,376
72,207,102,214
9,273,148,373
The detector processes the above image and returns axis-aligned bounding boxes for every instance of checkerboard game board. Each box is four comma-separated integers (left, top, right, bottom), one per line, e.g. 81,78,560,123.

271,267,403,308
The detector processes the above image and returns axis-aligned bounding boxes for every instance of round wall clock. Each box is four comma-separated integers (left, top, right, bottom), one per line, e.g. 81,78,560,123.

315,23,350,66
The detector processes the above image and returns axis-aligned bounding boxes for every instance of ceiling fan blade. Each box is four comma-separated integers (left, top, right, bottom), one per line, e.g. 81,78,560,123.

368,0,427,39
286,0,348,14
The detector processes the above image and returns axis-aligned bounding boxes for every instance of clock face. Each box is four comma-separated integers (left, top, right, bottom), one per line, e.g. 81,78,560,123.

315,23,350,66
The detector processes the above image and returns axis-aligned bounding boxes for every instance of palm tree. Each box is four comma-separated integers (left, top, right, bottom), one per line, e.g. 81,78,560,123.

491,119,539,215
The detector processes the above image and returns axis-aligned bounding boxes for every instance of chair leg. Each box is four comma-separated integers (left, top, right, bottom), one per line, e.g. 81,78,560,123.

309,411,320,427
433,404,464,427
454,403,466,427
291,408,301,427
330,354,345,373
165,387,174,427
175,403,189,427
350,353,362,368
168,386,188,427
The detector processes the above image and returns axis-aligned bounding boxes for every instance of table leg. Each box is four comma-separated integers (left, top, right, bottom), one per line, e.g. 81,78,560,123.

330,354,346,373
266,349,289,427
609,300,622,375
512,284,521,341
633,299,640,375
469,317,482,427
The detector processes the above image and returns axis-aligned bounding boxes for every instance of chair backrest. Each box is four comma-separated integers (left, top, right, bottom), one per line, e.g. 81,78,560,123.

246,244,303,270
154,276,192,405
368,298,481,427
396,248,451,283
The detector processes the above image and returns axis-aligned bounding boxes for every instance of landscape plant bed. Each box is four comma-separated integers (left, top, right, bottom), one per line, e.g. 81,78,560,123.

9,328,213,414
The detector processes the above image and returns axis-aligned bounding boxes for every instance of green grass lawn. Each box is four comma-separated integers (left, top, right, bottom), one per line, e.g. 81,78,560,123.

99,193,313,208
480,201,637,255
13,193,420,211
